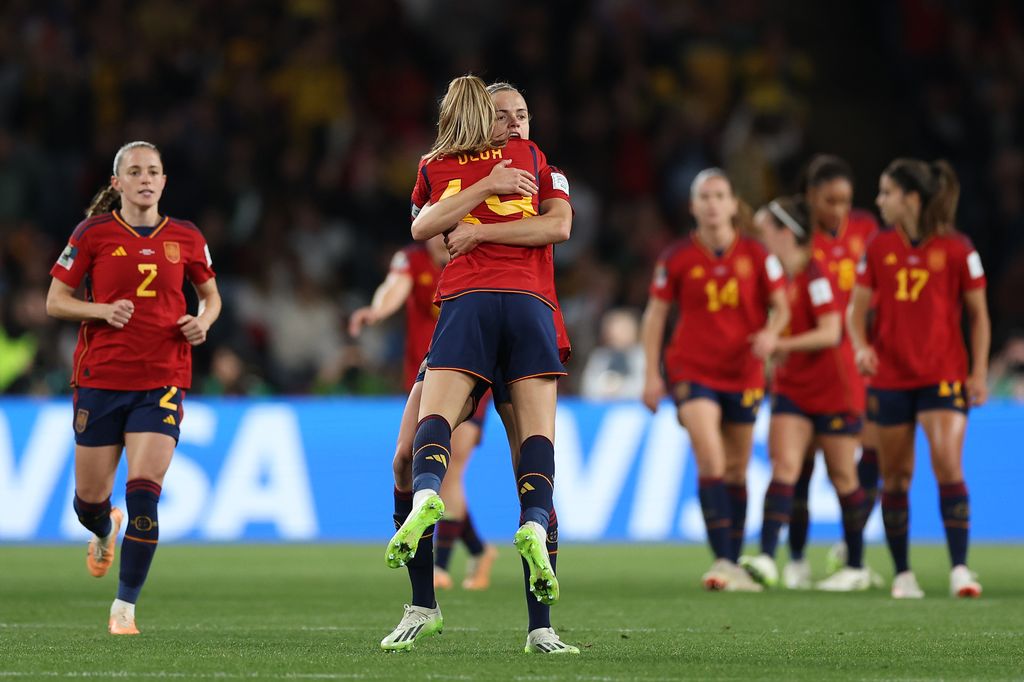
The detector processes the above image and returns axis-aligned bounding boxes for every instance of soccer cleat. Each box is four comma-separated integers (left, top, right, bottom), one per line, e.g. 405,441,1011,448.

385,493,445,569
108,602,139,636
824,541,848,576
739,553,779,588
380,603,443,652
87,507,124,578
433,566,453,590
724,561,764,592
783,559,812,590
702,558,733,591
524,627,580,654
891,570,925,599
462,544,498,590
514,522,559,605
950,565,982,598
816,567,872,592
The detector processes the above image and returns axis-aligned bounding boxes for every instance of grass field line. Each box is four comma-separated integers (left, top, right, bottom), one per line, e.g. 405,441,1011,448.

0,675,685,682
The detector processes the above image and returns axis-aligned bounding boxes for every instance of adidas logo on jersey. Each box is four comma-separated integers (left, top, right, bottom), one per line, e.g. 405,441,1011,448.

163,415,176,425
111,246,127,256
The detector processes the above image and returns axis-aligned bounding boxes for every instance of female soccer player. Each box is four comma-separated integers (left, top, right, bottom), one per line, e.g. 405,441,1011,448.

848,158,989,599
785,155,881,588
740,196,872,591
46,141,220,634
641,168,790,592
382,78,576,654
349,233,499,591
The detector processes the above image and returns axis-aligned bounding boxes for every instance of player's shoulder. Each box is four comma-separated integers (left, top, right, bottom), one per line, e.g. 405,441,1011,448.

164,216,205,242
391,243,425,270
70,213,116,241
805,258,829,281
865,226,898,252
659,235,696,263
941,229,977,253
736,234,770,258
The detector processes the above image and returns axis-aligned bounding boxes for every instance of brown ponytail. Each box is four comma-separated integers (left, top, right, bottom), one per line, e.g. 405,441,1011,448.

883,157,960,238
85,184,120,217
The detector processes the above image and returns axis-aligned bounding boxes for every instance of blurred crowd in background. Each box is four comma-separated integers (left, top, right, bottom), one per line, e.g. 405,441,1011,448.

1,0,1023,400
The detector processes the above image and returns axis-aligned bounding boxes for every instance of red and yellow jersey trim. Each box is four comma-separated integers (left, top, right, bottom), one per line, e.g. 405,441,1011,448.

112,211,170,239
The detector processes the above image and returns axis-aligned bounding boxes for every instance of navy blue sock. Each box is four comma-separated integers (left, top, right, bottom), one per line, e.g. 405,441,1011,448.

394,487,435,608
840,488,868,569
760,481,794,558
939,482,969,567
516,436,555,530
522,507,558,631
858,447,880,512
117,480,161,604
460,511,485,556
881,491,910,574
411,415,452,494
698,478,732,560
433,519,463,570
788,458,814,560
725,483,747,562
73,494,112,537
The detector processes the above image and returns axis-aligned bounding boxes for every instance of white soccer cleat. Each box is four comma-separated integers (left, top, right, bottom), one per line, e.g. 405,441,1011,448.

725,561,764,592
701,558,733,591
816,567,872,592
380,603,443,652
524,627,580,654
891,570,925,599
950,565,982,598
783,559,812,590
739,553,779,588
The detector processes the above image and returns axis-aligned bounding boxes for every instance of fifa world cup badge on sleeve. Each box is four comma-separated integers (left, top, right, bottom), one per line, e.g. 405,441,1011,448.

57,244,77,270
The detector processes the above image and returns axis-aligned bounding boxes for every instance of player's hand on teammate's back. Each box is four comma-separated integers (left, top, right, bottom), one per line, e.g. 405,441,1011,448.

446,222,482,258
854,346,878,376
966,373,988,407
487,159,538,196
176,315,209,345
348,307,378,337
749,330,779,360
104,299,134,329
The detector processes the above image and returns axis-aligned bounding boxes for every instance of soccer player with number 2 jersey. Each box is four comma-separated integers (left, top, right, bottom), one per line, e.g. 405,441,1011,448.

46,141,220,634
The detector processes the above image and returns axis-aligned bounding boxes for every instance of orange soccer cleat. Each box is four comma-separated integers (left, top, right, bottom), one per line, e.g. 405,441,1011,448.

87,508,124,578
108,603,140,636
462,544,499,590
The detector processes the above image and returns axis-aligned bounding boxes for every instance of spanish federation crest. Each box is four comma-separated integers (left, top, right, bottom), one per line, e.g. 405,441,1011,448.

75,409,89,433
164,241,181,264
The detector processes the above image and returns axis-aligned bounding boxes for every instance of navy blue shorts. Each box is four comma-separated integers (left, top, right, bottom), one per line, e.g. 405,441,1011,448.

73,386,184,446
670,380,763,424
867,383,968,426
427,292,565,384
771,393,863,435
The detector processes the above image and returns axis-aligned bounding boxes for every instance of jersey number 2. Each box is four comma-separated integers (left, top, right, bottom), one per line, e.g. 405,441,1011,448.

137,263,157,298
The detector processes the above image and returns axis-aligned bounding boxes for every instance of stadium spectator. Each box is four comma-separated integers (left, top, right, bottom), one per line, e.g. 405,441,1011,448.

579,307,646,400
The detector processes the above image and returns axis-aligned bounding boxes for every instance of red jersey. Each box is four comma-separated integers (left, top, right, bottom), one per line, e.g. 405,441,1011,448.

410,144,573,363
855,228,986,389
773,261,864,414
650,234,785,392
50,211,215,390
390,244,443,389
811,209,879,312
412,138,566,305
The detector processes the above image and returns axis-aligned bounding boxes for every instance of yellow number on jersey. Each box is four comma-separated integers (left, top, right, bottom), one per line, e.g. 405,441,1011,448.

137,263,158,298
837,258,856,291
438,179,537,225
895,267,929,301
705,277,740,312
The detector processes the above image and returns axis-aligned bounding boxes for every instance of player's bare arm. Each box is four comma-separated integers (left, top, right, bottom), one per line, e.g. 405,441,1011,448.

640,297,671,413
177,277,221,346
963,287,991,406
446,198,572,257
46,278,134,329
846,284,877,376
349,270,414,337
774,311,841,354
411,160,538,240
750,287,791,360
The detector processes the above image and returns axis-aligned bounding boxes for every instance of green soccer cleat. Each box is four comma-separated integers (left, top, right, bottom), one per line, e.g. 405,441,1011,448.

385,493,445,569
514,522,559,605
380,603,443,652
825,541,848,576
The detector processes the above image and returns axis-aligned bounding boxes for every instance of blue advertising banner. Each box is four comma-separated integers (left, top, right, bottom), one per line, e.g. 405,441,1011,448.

1,398,1021,543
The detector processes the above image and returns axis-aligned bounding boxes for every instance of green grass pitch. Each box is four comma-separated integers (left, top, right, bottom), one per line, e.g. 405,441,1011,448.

1,544,1022,680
